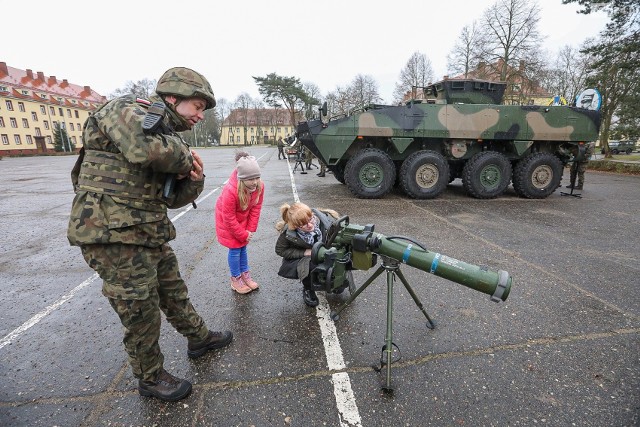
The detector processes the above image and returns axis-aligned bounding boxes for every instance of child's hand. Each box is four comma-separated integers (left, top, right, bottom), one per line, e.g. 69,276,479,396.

246,231,254,241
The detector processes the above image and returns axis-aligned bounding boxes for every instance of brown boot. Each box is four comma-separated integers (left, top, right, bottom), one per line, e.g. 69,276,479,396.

138,369,192,402
188,330,233,358
231,275,252,294
241,271,259,290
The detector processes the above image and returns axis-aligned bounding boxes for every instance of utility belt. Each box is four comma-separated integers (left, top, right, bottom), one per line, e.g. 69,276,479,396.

77,150,164,201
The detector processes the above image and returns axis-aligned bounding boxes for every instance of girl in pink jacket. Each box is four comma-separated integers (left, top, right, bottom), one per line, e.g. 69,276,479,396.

215,151,265,294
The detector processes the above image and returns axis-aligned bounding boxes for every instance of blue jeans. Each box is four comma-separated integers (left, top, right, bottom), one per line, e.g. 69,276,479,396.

227,246,248,277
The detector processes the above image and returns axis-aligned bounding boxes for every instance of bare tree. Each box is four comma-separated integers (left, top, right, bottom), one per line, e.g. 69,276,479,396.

348,74,382,108
110,78,156,100
542,45,590,103
477,0,543,81
393,52,435,103
234,93,253,146
447,22,483,78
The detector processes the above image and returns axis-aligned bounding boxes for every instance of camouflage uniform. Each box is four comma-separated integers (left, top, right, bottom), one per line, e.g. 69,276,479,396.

68,71,214,383
277,137,286,159
569,142,594,189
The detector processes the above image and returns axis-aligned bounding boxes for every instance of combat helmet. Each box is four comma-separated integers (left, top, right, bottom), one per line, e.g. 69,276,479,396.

156,67,216,110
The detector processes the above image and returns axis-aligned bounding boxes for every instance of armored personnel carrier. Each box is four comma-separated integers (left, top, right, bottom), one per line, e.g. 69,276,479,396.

295,79,601,199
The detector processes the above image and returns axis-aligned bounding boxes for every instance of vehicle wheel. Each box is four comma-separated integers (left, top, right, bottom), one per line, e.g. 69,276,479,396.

344,148,396,198
512,152,563,199
626,148,632,155
612,149,619,154
461,152,512,199
399,150,449,199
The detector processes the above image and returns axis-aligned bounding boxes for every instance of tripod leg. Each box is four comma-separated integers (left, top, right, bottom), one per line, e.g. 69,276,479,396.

331,266,385,320
383,269,395,391
395,268,435,329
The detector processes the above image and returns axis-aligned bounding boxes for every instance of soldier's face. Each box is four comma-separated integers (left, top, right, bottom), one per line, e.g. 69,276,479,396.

176,98,207,127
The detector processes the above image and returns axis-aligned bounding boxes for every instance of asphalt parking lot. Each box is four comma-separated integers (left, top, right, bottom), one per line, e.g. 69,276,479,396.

0,148,638,427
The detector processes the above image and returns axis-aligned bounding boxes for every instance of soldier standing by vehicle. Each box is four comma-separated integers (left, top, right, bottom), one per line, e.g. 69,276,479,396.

277,136,286,160
566,141,594,190
67,67,232,402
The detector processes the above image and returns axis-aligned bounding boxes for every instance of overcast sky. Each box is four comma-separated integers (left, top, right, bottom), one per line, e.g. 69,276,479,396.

2,0,607,104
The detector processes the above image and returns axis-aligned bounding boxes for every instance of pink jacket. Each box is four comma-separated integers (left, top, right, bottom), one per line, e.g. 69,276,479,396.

215,169,265,249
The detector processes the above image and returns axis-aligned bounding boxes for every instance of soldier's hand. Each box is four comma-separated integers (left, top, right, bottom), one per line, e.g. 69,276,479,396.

189,150,205,181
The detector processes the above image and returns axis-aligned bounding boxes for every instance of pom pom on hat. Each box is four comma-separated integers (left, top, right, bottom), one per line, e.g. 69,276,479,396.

236,151,261,180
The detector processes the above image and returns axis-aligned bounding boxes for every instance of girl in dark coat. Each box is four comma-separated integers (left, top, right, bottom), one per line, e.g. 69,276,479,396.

275,202,338,307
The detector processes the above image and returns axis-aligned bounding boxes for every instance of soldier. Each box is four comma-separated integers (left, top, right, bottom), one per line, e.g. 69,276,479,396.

566,141,594,190
277,136,286,160
316,159,327,177
67,67,232,402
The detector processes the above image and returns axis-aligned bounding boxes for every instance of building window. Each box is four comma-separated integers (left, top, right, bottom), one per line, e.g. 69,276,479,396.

46,136,52,145
40,105,46,114
31,112,38,121
67,109,71,118
250,128,255,134
10,118,17,128
18,102,25,112
236,136,240,143
44,120,49,130
5,100,13,111
35,127,42,136
0,85,7,92
21,90,29,96
74,110,79,118
14,135,22,145
26,135,33,145
70,123,75,131
58,107,64,116
0,117,4,127
49,106,56,115
1,134,8,145
77,122,81,129
22,118,29,128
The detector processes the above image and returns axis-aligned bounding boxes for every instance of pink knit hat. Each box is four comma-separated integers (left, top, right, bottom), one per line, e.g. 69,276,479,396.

236,152,261,180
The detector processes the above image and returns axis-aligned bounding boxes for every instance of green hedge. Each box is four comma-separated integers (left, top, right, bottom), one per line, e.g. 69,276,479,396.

586,160,640,175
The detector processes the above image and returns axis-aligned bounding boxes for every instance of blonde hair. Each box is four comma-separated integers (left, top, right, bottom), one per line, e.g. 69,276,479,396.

237,179,262,211
279,202,313,230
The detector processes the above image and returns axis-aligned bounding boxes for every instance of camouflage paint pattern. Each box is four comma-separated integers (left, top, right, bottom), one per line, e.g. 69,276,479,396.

156,67,216,110
301,102,601,166
68,94,203,247
81,243,209,381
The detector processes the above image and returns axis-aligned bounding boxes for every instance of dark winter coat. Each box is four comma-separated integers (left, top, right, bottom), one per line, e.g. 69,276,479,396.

274,208,338,280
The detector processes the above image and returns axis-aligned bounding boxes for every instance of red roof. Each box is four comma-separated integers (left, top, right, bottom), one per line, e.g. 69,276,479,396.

0,61,106,105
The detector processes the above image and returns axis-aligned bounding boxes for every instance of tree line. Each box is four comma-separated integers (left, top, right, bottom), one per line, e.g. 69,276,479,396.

102,0,638,157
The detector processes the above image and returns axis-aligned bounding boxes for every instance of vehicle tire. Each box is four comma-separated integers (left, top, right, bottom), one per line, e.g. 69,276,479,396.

344,148,396,198
626,148,632,155
399,150,449,199
612,149,619,154
461,151,512,199
512,152,563,199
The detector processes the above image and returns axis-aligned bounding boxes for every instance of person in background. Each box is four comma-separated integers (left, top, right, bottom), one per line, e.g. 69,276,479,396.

275,202,338,307
67,67,232,402
215,151,265,294
566,141,594,190
277,136,286,160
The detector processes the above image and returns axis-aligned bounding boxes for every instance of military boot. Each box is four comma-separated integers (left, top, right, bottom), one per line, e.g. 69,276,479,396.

138,369,192,402
188,330,233,358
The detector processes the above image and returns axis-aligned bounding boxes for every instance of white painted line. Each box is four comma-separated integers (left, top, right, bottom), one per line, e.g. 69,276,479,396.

0,184,224,351
288,161,363,427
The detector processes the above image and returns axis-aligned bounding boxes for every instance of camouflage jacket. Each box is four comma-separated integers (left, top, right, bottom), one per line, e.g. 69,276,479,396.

67,94,204,248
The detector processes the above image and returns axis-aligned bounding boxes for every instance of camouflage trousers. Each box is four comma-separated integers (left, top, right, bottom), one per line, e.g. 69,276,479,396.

81,243,210,382
570,160,588,186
